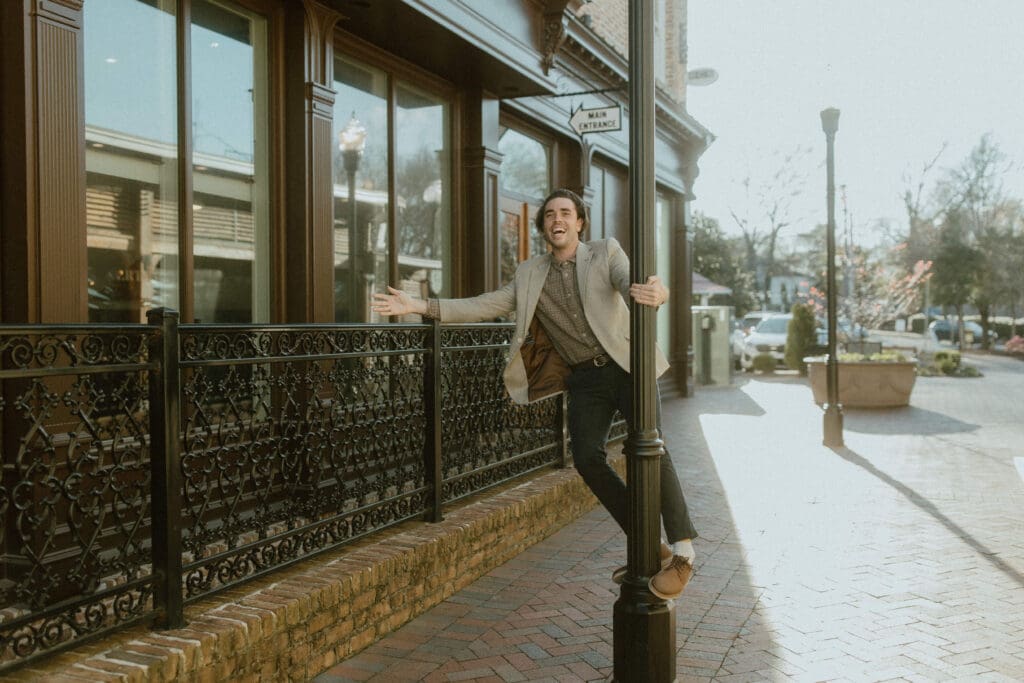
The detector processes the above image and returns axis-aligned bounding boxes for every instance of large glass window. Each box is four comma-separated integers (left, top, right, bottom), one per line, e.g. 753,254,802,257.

333,57,389,322
191,0,270,323
497,127,550,285
84,0,270,323
85,0,178,323
332,53,452,321
396,85,450,302
656,195,672,352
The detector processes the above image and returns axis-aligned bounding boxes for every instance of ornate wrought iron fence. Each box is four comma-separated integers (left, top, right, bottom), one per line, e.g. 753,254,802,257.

0,324,162,670
0,314,580,670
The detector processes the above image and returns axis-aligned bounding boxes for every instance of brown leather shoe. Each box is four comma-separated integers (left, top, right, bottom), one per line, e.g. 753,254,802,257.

648,555,694,600
611,542,673,584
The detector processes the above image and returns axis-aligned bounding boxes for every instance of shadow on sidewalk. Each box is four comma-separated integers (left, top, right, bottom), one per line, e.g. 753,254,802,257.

831,445,1024,588
841,406,979,436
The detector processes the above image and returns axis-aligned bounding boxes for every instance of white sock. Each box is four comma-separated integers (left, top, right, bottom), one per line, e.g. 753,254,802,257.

671,539,695,563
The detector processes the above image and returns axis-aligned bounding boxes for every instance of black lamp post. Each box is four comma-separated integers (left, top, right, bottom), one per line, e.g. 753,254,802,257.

820,107,844,447
613,0,675,680
339,114,367,321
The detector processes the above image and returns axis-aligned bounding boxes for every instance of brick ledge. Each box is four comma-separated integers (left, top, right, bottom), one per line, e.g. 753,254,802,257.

11,452,623,682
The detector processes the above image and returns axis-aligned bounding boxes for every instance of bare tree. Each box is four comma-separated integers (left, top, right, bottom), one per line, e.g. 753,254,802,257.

889,144,948,272
727,146,813,310
934,134,1015,346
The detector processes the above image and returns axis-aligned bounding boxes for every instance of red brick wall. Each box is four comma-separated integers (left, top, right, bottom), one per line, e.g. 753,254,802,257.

575,0,688,105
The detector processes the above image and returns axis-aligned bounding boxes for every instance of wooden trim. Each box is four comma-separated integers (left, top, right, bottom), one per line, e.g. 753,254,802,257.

176,1,194,322
0,0,88,322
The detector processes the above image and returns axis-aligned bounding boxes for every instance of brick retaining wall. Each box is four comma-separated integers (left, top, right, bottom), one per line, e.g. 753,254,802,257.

9,452,624,682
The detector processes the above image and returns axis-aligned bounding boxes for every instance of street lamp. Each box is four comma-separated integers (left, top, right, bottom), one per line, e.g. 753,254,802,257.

820,107,844,447
339,113,367,321
613,1,674,681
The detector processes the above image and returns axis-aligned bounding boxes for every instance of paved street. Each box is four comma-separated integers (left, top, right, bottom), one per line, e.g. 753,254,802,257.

315,352,1024,682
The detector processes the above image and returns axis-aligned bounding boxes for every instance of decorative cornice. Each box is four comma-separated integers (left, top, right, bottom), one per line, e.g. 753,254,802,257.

302,0,343,84
560,25,714,148
541,11,567,76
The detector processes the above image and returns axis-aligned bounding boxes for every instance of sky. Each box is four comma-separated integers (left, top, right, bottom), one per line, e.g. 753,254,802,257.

684,1,1024,248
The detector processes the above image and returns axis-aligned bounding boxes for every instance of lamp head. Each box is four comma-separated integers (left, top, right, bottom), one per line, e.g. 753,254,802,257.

820,108,840,135
339,113,367,155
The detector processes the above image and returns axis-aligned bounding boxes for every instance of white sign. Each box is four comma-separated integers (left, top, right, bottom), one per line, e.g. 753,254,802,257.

569,105,622,135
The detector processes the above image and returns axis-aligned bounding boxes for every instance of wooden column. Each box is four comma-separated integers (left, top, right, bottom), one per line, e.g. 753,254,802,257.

459,90,502,295
282,0,341,322
678,143,705,396
0,0,87,323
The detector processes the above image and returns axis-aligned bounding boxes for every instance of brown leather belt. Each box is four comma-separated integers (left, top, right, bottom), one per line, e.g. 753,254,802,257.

570,353,610,372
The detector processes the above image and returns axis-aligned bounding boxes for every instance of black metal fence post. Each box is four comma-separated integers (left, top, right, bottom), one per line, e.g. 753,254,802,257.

423,318,444,522
147,308,185,629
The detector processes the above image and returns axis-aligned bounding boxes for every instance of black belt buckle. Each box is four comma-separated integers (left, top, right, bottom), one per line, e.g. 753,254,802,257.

593,354,609,367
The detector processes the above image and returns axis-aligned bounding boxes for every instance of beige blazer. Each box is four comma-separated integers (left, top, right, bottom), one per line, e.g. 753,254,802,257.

438,238,670,404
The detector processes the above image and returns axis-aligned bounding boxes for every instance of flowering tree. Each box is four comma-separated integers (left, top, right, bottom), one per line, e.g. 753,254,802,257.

843,257,932,331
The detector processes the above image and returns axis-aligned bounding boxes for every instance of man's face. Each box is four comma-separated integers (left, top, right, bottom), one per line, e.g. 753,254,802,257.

541,197,584,253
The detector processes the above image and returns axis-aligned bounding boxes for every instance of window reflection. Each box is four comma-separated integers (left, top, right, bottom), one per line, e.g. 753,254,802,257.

397,85,450,301
497,128,550,285
85,0,178,322
84,0,269,324
333,57,389,322
498,129,549,199
191,0,269,323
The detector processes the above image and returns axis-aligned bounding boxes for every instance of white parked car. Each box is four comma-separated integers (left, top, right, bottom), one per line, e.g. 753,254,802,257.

731,311,771,368
740,314,791,371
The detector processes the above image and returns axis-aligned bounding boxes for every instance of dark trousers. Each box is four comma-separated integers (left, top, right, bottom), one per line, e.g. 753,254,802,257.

565,362,698,543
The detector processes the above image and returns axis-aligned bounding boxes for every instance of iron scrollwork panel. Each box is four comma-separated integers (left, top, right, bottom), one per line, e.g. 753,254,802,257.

178,326,430,601
439,325,563,503
0,328,156,667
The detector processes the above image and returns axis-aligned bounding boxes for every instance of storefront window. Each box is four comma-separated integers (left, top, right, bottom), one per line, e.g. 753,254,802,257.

85,0,178,323
84,0,270,323
656,195,672,352
497,128,550,285
191,0,270,323
333,53,452,320
396,85,450,301
333,57,389,322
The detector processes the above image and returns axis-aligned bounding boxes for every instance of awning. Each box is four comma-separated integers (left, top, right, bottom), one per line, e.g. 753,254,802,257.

692,272,732,297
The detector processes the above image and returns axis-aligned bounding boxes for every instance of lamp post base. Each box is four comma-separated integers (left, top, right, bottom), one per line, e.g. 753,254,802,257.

613,580,675,682
823,403,844,447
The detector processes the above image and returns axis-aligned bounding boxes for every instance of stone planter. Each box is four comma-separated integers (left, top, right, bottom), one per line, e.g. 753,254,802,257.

806,359,917,407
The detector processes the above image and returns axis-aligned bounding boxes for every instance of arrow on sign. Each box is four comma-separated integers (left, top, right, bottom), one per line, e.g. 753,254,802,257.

569,104,622,135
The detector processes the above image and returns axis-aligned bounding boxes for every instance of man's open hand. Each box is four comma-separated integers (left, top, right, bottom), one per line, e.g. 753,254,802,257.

371,286,426,317
629,275,669,308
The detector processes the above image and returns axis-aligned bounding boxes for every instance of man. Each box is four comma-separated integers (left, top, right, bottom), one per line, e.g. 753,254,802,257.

371,188,697,599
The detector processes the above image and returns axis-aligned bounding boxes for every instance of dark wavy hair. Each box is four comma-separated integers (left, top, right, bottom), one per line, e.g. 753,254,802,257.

534,188,590,234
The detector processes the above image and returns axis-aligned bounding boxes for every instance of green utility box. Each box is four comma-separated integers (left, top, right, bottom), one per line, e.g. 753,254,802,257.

692,305,734,386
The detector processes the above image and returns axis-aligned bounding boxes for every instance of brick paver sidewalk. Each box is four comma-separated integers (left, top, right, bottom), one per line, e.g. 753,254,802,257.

315,353,1024,682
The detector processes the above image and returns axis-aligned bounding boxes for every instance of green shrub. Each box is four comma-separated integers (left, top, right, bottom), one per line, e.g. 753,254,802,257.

837,351,907,363
751,353,777,373
785,304,818,375
938,359,958,375
868,351,908,362
932,349,961,368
